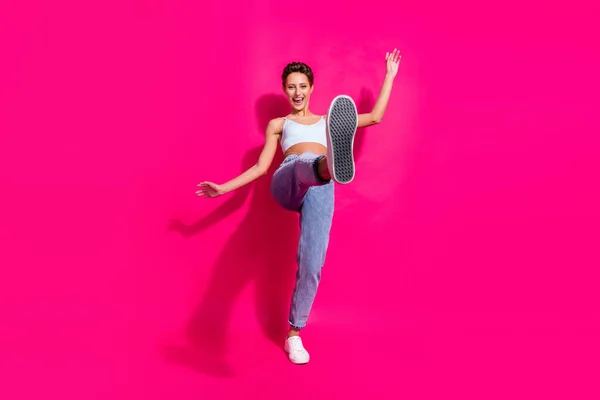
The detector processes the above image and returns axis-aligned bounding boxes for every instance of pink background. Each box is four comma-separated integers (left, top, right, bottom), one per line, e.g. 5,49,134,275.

1,1,599,399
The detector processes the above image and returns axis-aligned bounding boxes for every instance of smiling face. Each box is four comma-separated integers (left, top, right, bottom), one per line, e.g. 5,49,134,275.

281,62,315,115
284,72,314,113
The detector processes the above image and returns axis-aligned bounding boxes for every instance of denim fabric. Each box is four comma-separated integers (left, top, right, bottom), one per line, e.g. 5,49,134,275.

270,152,335,329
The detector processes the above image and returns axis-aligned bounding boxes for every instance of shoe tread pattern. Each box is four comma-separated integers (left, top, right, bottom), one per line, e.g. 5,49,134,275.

329,97,357,183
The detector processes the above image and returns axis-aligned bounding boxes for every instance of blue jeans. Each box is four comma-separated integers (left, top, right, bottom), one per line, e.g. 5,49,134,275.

270,152,335,329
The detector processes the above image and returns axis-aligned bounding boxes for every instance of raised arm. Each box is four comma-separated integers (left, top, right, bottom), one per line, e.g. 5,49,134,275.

357,48,402,128
196,118,283,198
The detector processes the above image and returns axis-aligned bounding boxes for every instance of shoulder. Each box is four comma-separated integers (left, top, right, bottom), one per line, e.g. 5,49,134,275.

266,117,285,135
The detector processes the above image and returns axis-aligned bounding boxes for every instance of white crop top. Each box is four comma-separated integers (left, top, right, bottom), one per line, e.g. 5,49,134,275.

280,116,327,152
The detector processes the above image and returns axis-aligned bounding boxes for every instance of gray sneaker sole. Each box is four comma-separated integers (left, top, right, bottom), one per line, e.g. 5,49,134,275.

326,95,358,184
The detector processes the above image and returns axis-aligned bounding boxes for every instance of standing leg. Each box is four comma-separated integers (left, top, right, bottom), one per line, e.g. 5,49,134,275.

289,182,335,327
284,181,334,364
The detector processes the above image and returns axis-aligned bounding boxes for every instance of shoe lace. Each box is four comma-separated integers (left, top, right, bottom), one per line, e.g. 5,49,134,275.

288,336,305,352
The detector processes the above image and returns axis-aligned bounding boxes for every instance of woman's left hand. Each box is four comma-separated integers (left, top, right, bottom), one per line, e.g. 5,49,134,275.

386,48,401,78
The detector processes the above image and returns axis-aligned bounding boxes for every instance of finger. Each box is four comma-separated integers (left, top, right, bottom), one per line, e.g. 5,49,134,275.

386,51,389,60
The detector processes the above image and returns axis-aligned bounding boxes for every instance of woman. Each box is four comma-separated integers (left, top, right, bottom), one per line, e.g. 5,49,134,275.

196,49,402,364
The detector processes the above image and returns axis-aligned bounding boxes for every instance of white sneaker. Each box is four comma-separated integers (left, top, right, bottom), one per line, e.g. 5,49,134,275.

325,94,358,184
284,336,310,364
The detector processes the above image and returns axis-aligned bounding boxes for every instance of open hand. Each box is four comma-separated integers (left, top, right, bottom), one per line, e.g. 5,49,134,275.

386,48,401,78
196,181,225,198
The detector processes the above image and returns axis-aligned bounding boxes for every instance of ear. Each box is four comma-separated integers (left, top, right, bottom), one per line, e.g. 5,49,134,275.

310,85,314,94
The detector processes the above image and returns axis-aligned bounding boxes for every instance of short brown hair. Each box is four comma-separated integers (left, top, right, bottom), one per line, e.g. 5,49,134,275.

281,62,314,87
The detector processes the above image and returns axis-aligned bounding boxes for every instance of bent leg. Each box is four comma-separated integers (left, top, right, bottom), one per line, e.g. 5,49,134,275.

288,181,335,329
294,152,331,186
271,152,331,212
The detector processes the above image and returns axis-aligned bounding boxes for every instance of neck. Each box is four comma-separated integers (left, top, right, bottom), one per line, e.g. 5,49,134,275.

291,107,310,117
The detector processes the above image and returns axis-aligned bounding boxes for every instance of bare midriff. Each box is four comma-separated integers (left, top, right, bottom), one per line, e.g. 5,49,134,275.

283,142,327,158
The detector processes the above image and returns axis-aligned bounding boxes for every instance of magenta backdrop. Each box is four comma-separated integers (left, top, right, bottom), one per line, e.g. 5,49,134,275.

1,1,599,399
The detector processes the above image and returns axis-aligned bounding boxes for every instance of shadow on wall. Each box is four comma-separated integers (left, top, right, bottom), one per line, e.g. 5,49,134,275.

354,87,375,162
162,94,298,378
162,89,374,377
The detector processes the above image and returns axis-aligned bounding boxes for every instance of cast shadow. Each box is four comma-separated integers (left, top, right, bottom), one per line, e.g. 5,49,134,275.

162,94,298,378
354,87,376,162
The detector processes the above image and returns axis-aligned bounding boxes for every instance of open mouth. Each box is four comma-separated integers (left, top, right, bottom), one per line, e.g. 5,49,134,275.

292,97,304,106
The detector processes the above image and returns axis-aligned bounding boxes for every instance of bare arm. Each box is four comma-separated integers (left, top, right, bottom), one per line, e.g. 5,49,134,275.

358,48,402,128
197,118,283,198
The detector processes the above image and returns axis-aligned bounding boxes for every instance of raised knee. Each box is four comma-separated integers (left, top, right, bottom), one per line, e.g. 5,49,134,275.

298,151,317,160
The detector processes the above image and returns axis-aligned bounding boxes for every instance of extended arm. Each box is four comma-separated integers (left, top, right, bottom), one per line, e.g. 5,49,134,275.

197,118,282,198
358,48,402,128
